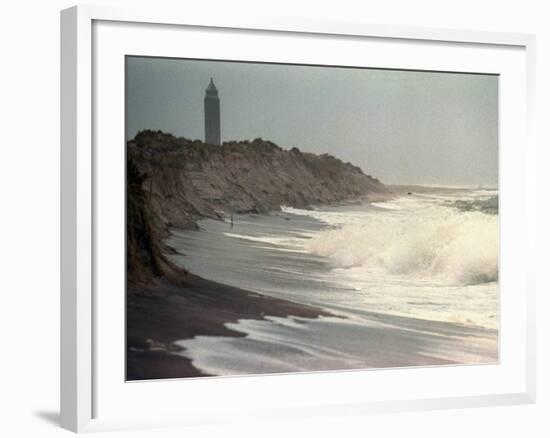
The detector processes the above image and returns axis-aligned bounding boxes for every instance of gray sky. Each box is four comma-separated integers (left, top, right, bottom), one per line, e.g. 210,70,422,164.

126,56,498,186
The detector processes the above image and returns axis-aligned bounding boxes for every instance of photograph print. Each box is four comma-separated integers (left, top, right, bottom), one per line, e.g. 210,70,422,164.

126,56,498,380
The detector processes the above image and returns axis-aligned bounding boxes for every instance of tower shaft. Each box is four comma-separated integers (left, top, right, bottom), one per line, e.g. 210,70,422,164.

204,78,221,145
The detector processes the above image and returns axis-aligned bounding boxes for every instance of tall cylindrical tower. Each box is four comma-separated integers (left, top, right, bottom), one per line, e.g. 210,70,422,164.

204,78,221,145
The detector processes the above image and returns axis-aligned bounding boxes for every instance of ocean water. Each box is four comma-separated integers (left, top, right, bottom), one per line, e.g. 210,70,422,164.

167,188,499,376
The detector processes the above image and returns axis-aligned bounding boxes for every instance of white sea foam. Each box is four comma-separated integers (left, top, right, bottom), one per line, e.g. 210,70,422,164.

370,201,403,210
306,198,498,286
223,232,309,253
281,206,371,227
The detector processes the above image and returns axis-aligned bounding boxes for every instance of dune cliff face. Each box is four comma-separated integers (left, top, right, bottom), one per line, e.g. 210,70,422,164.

128,130,386,231
127,156,180,284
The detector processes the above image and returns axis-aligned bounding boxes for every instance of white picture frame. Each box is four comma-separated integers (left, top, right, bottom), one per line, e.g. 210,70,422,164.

60,4,536,433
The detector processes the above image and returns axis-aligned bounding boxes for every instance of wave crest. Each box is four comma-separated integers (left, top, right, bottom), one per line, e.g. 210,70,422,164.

307,206,498,286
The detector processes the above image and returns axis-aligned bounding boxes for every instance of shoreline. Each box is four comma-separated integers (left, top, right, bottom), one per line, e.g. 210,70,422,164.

127,271,333,380
127,186,384,381
387,184,497,195
191,192,396,230
127,187,498,380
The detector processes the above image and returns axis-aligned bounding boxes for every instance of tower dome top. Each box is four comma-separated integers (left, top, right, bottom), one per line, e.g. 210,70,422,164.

206,78,217,92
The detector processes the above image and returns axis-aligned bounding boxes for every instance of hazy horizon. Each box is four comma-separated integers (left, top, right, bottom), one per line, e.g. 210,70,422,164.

126,56,498,186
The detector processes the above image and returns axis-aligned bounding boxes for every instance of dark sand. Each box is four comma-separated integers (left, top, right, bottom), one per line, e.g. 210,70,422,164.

127,272,333,380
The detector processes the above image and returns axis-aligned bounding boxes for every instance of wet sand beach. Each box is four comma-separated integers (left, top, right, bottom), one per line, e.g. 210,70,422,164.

127,272,333,380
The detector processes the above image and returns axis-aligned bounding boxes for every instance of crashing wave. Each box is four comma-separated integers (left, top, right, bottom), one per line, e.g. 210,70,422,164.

306,202,498,286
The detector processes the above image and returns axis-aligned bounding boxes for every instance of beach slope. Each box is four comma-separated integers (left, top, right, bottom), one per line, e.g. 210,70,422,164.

127,273,333,380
